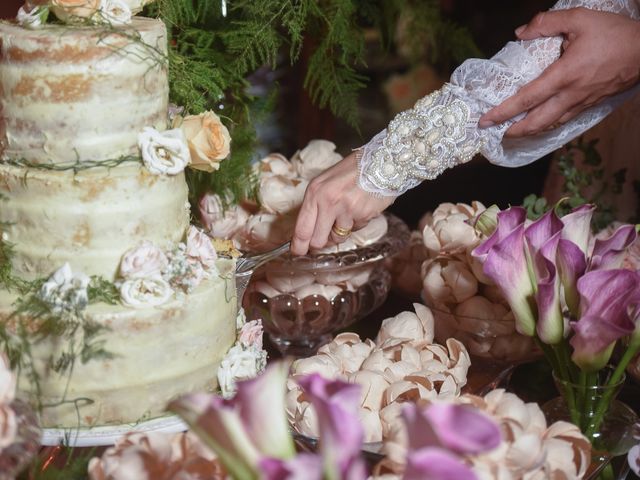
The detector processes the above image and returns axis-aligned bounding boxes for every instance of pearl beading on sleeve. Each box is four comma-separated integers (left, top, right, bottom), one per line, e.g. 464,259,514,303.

358,84,483,196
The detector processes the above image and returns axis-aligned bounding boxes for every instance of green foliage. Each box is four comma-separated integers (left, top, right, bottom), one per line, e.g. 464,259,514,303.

20,446,96,480
146,0,480,204
522,137,627,230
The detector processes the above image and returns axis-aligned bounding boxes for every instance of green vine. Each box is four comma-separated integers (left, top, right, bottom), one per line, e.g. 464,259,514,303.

1,155,142,174
0,238,116,413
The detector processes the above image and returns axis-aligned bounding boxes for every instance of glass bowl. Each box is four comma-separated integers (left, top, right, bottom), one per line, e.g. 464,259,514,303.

424,300,540,365
243,214,410,356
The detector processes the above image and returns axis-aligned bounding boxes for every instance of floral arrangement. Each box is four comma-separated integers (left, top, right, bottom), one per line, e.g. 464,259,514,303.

116,225,220,307
390,201,537,362
17,0,153,27
372,389,591,479
472,204,639,446
286,304,470,444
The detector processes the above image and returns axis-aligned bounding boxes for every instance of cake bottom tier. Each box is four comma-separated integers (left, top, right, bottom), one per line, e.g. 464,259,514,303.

0,268,237,429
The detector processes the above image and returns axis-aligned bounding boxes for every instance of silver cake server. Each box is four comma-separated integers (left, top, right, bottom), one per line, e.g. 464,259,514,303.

234,241,291,303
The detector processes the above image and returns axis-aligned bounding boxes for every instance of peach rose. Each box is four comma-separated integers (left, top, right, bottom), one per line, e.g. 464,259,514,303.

177,111,231,172
51,0,101,21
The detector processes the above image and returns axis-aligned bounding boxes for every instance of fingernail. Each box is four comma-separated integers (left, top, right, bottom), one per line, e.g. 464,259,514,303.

478,119,494,129
515,25,526,36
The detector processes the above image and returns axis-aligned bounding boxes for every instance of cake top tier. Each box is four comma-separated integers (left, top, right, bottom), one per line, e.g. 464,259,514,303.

0,16,168,165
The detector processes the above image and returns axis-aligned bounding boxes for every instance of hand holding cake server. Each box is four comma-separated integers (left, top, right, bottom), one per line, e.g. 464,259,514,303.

291,0,640,255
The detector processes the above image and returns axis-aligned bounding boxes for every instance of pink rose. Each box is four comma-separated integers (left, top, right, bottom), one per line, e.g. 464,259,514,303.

198,193,250,239
88,431,226,480
238,320,264,350
119,241,168,280
186,226,218,271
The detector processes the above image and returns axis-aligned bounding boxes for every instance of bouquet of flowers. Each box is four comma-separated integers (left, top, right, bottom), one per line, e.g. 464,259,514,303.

472,203,639,450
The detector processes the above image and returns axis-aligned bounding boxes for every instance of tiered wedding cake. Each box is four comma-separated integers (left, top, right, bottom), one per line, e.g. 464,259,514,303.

0,11,238,428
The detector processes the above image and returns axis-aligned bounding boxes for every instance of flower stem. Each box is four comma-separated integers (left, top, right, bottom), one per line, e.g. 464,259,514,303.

585,344,640,438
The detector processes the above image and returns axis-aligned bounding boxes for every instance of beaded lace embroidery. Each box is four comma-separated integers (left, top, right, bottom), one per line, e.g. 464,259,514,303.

357,0,640,197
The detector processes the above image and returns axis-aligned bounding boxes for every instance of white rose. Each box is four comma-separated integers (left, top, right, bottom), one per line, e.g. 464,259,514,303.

119,241,168,280
100,0,131,24
120,278,173,308
138,127,190,176
39,263,90,314
198,193,249,239
17,5,48,27
185,226,218,271
0,405,17,451
0,356,16,405
291,139,343,180
258,175,307,215
218,345,267,398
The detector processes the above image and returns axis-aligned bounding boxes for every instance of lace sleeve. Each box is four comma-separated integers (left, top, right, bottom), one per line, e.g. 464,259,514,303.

358,0,640,197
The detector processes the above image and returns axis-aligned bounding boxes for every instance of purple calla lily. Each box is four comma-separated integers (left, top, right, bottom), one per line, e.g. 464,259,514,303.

474,220,536,336
525,210,564,343
403,403,501,455
404,448,478,480
472,207,527,262
570,269,640,371
590,224,637,271
400,403,501,480
170,362,295,480
260,454,324,480
296,374,366,480
556,238,588,318
560,204,595,256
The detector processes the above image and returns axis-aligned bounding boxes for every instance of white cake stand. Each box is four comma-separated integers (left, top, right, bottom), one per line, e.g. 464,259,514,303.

40,414,188,447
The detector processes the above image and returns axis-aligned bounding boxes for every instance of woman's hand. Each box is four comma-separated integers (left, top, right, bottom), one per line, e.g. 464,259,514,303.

479,7,640,137
291,152,395,255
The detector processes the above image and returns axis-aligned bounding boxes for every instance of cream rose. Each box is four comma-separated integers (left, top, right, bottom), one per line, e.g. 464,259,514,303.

185,226,218,271
119,241,168,280
51,0,101,22
100,0,131,25
138,127,190,176
0,405,17,451
120,278,173,308
0,356,15,407
198,193,249,239
177,111,231,172
291,139,343,180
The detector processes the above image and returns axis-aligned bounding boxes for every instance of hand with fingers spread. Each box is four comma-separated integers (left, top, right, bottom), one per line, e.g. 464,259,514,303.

291,152,395,256
479,7,640,137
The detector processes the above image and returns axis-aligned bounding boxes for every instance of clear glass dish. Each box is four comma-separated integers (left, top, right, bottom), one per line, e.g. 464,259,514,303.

243,214,410,356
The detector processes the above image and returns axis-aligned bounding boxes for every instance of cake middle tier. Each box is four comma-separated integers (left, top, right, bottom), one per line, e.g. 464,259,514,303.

0,163,190,281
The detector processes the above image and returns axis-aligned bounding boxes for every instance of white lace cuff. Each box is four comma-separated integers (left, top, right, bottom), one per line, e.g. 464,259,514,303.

358,84,484,196
357,0,640,197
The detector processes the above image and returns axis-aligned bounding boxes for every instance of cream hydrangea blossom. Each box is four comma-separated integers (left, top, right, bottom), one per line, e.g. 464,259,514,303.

38,263,90,314
217,314,268,398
